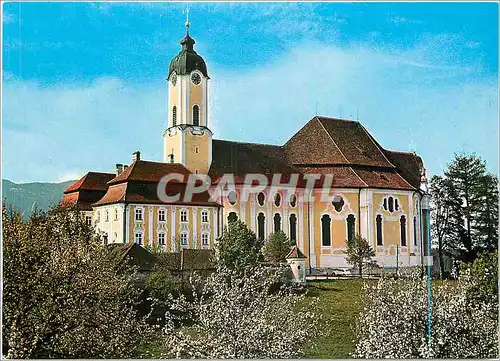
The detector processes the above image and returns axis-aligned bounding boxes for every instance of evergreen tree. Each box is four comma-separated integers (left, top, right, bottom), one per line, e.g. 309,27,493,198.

262,231,292,263
215,219,263,272
344,234,376,277
432,153,498,263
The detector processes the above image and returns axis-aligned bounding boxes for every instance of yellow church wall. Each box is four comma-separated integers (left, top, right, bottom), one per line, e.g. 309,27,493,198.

372,192,412,251
183,130,211,173
164,131,182,163
189,81,203,109
310,190,360,266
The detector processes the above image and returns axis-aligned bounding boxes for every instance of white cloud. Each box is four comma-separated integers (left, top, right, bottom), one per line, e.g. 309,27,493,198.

2,39,497,183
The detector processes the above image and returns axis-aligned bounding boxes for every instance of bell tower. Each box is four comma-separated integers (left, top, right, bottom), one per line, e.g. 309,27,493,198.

163,19,212,174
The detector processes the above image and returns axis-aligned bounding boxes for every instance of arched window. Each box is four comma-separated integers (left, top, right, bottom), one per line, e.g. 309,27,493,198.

388,197,394,212
289,194,297,208
413,216,418,246
274,192,281,207
395,199,399,211
400,215,407,247
321,214,331,247
172,106,177,126
193,105,200,126
274,213,281,232
228,212,238,223
376,215,383,246
347,214,356,242
257,212,265,240
383,198,388,211
289,214,297,244
332,195,344,212
257,192,265,206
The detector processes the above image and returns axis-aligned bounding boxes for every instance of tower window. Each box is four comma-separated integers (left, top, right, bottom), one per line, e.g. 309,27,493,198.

400,215,407,247
376,215,383,246
289,214,297,244
193,105,200,126
172,106,177,126
273,213,281,232
321,214,331,247
257,212,265,240
347,214,356,242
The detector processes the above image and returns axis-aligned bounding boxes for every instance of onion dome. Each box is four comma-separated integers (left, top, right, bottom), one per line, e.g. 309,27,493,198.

168,29,209,80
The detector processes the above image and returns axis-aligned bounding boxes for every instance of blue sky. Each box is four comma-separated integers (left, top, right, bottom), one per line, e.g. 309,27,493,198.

2,2,498,183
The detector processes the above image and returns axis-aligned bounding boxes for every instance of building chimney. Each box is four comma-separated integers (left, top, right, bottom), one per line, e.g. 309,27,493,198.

132,151,141,162
115,163,124,175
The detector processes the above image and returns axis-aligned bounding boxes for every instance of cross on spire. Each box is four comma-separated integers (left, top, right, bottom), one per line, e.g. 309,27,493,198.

185,6,190,33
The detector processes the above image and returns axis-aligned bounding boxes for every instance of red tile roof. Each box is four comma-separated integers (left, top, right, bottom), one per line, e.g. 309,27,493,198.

93,160,220,207
209,139,296,178
286,246,306,259
382,150,423,189
64,172,115,193
61,189,108,211
108,160,191,185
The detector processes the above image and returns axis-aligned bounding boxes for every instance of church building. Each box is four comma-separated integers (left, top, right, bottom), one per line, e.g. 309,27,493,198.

62,22,428,271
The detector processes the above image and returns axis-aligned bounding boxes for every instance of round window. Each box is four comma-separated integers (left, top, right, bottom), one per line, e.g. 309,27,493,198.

274,192,281,207
332,195,344,212
228,191,237,206
257,192,265,206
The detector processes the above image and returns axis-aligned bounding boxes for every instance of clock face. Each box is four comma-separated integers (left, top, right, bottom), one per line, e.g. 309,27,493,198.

191,73,201,85
171,72,177,86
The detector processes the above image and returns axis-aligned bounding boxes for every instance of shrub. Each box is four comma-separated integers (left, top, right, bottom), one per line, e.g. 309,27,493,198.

161,265,320,358
2,205,150,358
262,231,292,263
215,219,263,271
353,269,498,358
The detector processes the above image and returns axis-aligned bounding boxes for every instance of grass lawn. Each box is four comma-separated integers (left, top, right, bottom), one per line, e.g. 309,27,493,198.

138,279,367,359
303,279,365,359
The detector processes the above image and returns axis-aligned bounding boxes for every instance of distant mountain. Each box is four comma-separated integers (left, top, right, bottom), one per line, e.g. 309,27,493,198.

2,179,76,219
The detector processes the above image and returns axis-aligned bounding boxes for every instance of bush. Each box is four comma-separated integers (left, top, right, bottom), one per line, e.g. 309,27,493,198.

461,250,498,304
353,269,498,358
2,205,150,358
262,231,292,263
161,265,320,358
215,219,263,271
